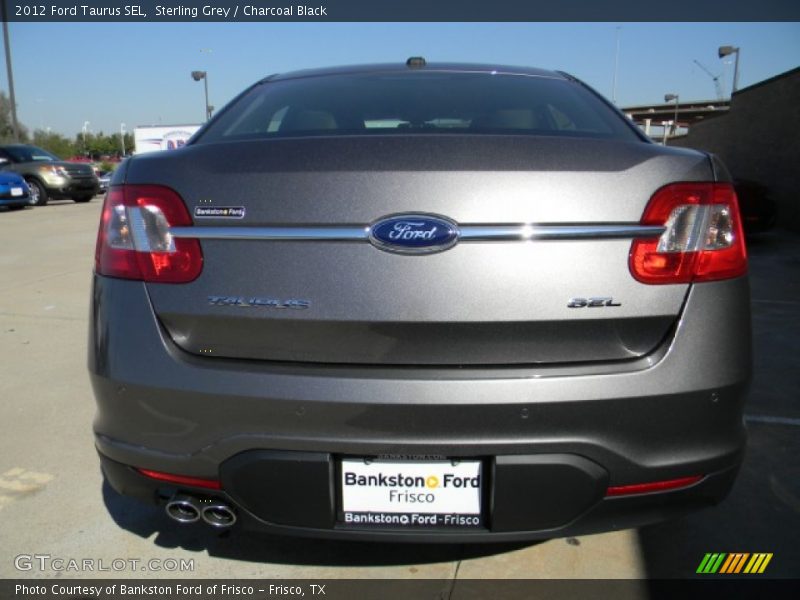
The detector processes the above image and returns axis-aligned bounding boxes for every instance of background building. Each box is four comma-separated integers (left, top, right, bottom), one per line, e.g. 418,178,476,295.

670,67,800,231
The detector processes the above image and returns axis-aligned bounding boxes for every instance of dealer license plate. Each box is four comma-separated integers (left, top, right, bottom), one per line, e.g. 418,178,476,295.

339,458,483,529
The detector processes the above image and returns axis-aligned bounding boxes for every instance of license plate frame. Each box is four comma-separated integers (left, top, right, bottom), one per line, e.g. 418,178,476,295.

337,457,485,530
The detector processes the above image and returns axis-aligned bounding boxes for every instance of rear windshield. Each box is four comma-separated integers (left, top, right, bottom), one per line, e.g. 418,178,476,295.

195,71,641,143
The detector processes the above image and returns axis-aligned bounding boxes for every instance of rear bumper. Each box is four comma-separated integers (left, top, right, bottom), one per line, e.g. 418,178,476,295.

99,451,741,543
89,274,751,540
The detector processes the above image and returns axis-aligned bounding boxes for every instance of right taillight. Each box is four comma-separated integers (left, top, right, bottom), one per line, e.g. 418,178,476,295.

630,182,747,284
95,184,203,283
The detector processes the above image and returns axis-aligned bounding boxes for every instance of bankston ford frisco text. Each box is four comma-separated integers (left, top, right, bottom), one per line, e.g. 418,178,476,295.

344,470,480,501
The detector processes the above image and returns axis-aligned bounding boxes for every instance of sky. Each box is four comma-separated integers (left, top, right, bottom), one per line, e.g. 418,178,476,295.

2,21,799,137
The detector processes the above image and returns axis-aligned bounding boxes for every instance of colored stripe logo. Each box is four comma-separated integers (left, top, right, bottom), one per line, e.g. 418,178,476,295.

697,553,773,574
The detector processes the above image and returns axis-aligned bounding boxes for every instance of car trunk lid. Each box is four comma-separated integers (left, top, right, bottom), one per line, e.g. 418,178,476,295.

127,136,709,366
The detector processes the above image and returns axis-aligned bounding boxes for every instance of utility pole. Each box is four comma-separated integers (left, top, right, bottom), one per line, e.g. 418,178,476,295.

1,3,20,141
82,121,90,157
611,26,621,105
120,123,126,157
191,71,212,121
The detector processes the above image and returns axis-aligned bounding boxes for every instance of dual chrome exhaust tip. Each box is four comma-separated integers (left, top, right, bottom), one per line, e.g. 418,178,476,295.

165,494,237,528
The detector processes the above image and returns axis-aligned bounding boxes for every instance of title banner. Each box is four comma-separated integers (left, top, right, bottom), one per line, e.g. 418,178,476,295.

3,0,800,22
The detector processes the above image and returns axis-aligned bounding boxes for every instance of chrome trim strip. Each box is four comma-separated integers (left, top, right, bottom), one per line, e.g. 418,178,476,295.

459,224,665,240
171,224,664,241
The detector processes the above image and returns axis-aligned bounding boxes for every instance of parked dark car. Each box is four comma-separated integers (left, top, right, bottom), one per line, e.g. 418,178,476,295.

734,179,777,234
91,61,751,542
0,144,98,206
0,171,32,209
97,170,112,194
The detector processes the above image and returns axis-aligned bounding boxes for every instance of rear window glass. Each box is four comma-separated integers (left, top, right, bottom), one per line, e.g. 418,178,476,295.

195,71,641,143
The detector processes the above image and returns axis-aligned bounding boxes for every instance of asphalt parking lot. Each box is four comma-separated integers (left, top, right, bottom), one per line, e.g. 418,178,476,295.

0,197,798,583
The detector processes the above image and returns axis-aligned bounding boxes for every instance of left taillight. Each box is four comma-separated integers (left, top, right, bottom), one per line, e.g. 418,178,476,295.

95,184,203,283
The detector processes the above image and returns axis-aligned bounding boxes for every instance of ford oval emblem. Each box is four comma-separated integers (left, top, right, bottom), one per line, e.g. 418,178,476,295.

369,214,460,254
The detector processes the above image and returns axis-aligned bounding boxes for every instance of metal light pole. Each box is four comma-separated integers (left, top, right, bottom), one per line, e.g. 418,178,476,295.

718,46,741,95
191,71,212,121
120,123,126,157
1,4,20,141
82,121,90,156
200,48,213,120
204,75,210,120
611,26,621,105
664,94,679,143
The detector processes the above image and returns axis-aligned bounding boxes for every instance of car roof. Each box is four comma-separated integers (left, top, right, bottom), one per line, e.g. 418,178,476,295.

264,62,568,83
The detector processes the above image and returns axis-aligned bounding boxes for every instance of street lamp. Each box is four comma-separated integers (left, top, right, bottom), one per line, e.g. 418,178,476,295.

191,70,212,121
611,25,621,105
82,121,90,157
664,93,680,142
120,123,126,157
718,45,741,95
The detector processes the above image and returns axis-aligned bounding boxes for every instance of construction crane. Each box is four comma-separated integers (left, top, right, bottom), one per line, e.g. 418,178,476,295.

693,59,724,101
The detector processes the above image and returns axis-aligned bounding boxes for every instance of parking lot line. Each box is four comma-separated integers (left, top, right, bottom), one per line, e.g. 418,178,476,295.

744,414,800,427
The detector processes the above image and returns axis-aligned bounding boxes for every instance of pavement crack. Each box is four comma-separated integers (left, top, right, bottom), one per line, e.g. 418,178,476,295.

0,268,91,293
751,298,800,306
0,312,86,323
745,414,800,427
442,547,464,600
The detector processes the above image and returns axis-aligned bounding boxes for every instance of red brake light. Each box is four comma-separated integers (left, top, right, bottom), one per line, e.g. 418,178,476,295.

95,185,203,283
606,475,704,497
630,183,747,284
136,468,221,490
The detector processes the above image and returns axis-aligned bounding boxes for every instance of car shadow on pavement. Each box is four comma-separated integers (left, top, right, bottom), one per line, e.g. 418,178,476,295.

637,230,800,580
101,480,532,567
636,422,800,579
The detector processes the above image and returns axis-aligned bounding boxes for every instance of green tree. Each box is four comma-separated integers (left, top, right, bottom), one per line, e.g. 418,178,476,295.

0,91,29,143
73,130,130,159
32,129,75,159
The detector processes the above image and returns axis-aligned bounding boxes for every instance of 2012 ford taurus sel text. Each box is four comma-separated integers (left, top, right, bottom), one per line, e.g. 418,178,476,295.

89,60,751,541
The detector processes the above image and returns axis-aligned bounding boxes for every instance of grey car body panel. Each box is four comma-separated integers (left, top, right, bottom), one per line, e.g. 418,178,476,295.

91,63,750,540
124,136,710,365
90,274,750,474
708,152,733,182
